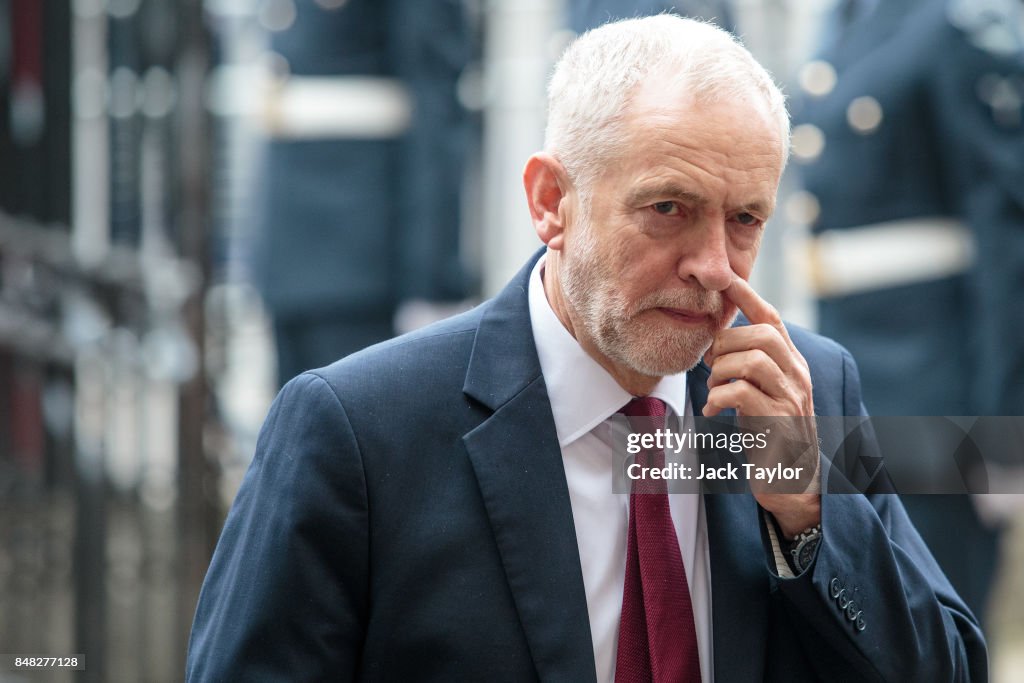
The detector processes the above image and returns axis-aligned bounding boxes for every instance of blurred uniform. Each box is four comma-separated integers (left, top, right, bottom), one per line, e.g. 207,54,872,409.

568,0,733,33
251,0,474,387
793,0,1024,620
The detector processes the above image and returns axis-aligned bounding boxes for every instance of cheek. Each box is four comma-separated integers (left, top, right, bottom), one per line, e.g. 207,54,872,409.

727,245,758,280
605,233,650,275
623,252,679,295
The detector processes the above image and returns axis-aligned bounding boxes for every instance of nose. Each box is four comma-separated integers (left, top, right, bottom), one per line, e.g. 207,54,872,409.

678,220,732,292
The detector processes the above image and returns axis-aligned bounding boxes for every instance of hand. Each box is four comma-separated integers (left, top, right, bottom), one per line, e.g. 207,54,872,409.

703,276,820,538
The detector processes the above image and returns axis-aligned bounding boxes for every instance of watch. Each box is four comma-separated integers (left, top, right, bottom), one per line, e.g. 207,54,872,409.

787,524,822,573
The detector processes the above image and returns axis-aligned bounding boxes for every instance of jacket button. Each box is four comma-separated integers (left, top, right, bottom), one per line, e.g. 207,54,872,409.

829,577,842,598
837,588,849,609
846,602,859,621
856,614,867,632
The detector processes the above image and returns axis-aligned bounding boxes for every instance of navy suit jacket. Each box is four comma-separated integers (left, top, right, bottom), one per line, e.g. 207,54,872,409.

187,253,986,681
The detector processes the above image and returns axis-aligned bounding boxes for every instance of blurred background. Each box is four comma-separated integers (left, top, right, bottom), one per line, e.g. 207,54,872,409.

0,0,1021,681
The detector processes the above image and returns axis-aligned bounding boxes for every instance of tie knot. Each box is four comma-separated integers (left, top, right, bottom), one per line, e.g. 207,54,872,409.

619,396,667,419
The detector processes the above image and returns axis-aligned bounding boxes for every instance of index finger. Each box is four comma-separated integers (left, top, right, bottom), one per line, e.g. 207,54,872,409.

723,275,782,328
722,275,799,356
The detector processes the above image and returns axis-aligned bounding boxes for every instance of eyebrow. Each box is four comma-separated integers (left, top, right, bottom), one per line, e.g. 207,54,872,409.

625,181,707,208
625,180,774,216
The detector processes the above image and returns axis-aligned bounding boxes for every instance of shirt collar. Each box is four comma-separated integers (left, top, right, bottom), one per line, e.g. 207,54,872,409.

527,254,689,447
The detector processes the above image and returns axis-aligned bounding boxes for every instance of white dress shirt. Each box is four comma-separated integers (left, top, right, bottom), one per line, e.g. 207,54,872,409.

527,256,714,683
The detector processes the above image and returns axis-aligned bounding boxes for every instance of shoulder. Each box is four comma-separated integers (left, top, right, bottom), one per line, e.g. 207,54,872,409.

297,302,486,412
785,321,855,372
786,321,863,416
788,320,858,385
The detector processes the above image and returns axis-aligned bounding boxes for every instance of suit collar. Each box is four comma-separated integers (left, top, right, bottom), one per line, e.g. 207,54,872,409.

463,250,545,411
462,248,598,681
463,252,774,682
691,357,776,680
689,359,713,416
704,494,771,681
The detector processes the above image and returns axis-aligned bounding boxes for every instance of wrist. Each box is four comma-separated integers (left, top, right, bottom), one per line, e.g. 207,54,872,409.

771,494,821,540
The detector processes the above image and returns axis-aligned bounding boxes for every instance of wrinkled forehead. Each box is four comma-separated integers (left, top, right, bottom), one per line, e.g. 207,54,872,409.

617,88,784,176
624,76,786,158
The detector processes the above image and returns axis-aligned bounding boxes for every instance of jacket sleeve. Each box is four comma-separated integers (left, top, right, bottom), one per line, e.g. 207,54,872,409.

763,349,988,682
185,372,369,682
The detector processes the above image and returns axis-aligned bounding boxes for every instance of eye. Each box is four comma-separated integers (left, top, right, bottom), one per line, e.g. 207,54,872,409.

652,201,679,216
733,212,762,227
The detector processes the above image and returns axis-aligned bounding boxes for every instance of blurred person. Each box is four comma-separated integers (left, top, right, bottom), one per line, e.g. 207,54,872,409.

188,15,986,682
251,0,475,388
569,0,733,33
792,0,1024,624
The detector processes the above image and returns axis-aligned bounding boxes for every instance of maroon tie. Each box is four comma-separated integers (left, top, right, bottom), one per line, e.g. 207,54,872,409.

615,397,701,683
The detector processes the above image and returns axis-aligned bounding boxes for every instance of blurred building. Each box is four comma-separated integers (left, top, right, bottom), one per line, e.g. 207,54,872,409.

0,1,215,681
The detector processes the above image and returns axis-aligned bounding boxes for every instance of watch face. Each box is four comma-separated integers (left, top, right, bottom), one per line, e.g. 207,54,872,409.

796,536,821,570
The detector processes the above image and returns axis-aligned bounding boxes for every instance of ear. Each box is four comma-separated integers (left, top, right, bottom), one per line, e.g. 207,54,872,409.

523,153,571,251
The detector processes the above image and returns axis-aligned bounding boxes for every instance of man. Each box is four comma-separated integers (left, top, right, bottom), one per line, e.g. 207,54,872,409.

250,0,474,387
188,16,986,681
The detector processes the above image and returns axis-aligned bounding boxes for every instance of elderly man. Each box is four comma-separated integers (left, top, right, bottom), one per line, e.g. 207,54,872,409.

186,15,985,682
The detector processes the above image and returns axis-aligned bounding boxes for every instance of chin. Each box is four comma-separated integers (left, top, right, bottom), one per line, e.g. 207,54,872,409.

611,328,713,377
627,351,705,377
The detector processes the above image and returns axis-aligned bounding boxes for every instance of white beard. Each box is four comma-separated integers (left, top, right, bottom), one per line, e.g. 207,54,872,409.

560,220,728,377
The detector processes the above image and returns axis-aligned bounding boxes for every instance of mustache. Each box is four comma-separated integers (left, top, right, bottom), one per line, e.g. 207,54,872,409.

633,289,725,318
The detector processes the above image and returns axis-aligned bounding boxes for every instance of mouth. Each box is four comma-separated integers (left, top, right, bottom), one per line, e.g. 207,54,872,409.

654,307,712,324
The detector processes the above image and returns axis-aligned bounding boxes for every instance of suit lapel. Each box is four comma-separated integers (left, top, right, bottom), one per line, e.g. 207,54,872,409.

689,361,770,682
460,262,791,681
462,253,597,682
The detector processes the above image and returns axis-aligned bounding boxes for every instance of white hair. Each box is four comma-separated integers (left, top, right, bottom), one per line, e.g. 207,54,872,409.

544,14,790,200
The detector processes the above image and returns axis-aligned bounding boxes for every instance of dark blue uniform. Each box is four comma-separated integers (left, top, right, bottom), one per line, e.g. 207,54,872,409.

792,0,1024,621
568,0,733,33
251,0,474,387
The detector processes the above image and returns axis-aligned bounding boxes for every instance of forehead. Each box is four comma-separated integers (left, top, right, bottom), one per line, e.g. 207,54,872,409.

609,81,785,206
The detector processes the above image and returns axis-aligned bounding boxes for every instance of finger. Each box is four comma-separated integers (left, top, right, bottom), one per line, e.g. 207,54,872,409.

702,379,775,417
705,324,794,373
723,276,779,326
723,277,796,353
707,348,789,396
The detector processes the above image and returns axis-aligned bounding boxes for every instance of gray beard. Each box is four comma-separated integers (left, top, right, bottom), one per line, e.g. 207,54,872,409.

559,224,727,378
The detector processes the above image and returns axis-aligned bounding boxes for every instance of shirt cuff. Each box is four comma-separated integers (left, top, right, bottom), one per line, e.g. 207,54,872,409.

763,509,795,578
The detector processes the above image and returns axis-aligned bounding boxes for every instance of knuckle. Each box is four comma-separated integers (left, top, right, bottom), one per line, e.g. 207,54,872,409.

753,348,774,373
755,324,779,346
740,357,758,382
